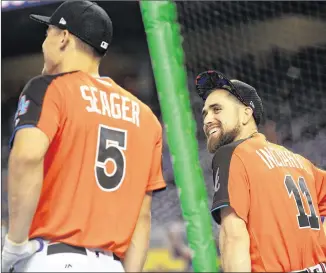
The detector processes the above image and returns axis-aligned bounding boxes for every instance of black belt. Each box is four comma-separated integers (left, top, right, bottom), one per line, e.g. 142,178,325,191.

293,263,326,273
47,242,121,262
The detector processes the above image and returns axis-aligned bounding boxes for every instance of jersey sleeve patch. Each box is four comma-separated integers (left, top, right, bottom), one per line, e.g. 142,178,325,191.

211,139,246,224
9,75,58,148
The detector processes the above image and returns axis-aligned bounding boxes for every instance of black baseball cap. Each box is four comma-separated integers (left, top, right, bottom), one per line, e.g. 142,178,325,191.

30,0,113,55
195,70,264,125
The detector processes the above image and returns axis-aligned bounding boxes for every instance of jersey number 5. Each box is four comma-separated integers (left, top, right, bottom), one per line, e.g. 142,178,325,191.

95,125,127,192
284,175,320,229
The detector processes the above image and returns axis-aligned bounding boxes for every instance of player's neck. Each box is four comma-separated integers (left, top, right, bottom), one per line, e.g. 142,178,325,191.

56,55,100,77
235,126,259,142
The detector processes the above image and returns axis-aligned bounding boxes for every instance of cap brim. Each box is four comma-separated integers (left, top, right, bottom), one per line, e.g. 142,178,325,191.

30,14,51,25
195,70,238,101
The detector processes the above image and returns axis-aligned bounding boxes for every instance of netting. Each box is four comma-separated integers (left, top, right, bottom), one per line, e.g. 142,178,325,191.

2,3,326,271
175,2,326,168
150,3,326,259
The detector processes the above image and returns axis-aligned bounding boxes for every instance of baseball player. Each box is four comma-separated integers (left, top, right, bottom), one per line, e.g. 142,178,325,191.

196,70,326,272
2,1,166,272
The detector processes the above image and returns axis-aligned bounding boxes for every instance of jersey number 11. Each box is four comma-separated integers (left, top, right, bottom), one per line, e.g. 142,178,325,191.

284,175,320,230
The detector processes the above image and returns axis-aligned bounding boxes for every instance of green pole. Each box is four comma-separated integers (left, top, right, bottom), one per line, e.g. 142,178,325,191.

140,1,218,272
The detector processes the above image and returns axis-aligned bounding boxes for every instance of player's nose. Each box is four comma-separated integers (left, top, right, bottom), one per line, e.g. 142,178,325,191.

203,111,215,126
203,121,213,135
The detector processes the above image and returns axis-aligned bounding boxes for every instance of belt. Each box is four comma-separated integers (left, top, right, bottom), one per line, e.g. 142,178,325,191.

293,262,326,273
47,243,121,262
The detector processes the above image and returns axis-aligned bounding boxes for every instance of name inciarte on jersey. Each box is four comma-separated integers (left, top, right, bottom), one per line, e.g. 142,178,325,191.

80,85,140,127
256,146,309,172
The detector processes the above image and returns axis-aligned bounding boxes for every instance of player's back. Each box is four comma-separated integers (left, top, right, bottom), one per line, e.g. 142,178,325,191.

238,133,326,271
28,71,165,258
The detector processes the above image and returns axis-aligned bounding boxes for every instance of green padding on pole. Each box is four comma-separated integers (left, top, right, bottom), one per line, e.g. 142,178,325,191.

140,1,218,272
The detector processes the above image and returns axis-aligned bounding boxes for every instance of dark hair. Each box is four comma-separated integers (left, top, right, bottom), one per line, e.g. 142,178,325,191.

74,35,105,59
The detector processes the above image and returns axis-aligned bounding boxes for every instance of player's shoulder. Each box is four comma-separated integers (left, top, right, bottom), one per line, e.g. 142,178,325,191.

292,149,311,165
220,133,273,163
292,149,319,174
268,140,320,176
271,140,310,163
116,83,151,112
212,137,249,170
113,81,162,133
21,74,55,96
21,72,78,100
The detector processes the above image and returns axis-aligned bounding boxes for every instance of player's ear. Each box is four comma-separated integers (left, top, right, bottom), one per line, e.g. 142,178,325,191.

241,106,254,125
59,29,70,50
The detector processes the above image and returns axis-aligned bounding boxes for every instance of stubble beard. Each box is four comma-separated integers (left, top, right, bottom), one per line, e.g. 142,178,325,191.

207,122,241,154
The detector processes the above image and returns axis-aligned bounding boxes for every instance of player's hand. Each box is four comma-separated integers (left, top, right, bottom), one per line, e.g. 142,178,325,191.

1,235,43,272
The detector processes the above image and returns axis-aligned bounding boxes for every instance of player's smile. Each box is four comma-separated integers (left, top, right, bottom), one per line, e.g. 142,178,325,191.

208,127,219,136
205,124,221,138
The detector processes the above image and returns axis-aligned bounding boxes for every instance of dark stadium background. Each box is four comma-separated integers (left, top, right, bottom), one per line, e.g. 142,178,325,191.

2,1,326,271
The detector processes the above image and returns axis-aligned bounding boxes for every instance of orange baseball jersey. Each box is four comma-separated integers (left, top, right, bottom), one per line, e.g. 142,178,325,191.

10,71,166,258
211,133,326,272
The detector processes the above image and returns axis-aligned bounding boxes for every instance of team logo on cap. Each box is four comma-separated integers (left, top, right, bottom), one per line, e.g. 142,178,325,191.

222,85,232,91
59,17,66,25
250,101,255,108
100,41,108,50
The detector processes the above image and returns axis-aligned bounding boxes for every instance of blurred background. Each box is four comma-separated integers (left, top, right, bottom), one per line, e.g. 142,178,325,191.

2,1,326,271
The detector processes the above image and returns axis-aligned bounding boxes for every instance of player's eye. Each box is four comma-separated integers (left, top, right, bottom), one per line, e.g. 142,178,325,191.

213,107,221,114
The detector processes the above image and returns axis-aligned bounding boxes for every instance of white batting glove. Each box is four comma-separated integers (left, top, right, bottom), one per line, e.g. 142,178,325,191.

1,235,43,272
